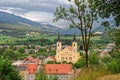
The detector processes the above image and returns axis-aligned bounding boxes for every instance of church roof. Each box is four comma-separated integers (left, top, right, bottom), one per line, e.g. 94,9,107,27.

66,46,73,51
57,32,61,42
73,33,77,42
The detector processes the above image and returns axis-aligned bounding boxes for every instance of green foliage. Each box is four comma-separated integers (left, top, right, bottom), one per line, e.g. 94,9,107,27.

103,29,120,74
107,59,120,74
47,61,55,64
0,58,21,80
89,53,99,66
38,48,47,52
74,58,86,68
74,53,99,68
109,29,120,49
3,49,17,60
29,49,35,54
35,69,47,80
101,55,112,64
48,75,58,80
18,47,25,53
62,61,68,64
0,48,5,55
106,50,120,74
94,0,120,26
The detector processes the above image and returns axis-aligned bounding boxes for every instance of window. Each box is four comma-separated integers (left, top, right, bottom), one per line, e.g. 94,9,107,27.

66,76,68,78
69,57,72,61
74,44,75,47
74,56,75,58
61,57,64,60
31,76,33,78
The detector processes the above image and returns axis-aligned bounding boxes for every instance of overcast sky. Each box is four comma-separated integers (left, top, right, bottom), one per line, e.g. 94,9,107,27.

0,0,75,28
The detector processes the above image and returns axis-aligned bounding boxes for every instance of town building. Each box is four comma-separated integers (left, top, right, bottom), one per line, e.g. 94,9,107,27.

44,64,74,80
22,56,40,65
25,64,38,80
45,56,56,63
55,33,80,63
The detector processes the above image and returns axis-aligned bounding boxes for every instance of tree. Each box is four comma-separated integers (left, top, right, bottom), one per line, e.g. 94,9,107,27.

74,58,86,68
47,61,55,64
94,0,120,27
35,56,47,80
109,28,120,49
18,47,25,54
89,53,99,66
54,0,97,67
35,70,47,80
0,57,21,80
3,49,17,60
0,48,5,55
29,49,35,54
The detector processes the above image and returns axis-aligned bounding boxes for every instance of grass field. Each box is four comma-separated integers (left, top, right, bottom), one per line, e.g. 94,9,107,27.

97,74,120,80
0,33,111,48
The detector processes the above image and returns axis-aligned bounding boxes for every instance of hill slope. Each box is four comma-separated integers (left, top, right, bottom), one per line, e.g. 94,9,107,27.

0,11,62,36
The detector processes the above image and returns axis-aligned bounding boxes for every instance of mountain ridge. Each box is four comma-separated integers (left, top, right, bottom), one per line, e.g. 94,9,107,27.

0,11,63,36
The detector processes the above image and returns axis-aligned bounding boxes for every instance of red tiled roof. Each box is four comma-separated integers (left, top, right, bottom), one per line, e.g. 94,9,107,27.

27,64,38,74
23,56,39,64
44,64,73,75
66,46,73,51
49,56,56,61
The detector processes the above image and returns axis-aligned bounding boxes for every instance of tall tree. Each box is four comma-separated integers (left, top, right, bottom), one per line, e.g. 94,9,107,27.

54,0,97,67
0,57,21,80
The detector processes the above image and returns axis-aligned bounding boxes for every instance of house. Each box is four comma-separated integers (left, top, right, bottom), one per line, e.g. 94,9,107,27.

16,64,27,80
25,64,38,80
23,56,39,65
55,33,80,63
12,60,23,66
44,64,74,80
45,56,56,63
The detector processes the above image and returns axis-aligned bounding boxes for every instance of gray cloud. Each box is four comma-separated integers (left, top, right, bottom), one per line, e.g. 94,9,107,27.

0,0,72,12
0,0,74,28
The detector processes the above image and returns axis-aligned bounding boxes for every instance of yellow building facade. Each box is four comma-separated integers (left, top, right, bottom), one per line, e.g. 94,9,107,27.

55,34,80,63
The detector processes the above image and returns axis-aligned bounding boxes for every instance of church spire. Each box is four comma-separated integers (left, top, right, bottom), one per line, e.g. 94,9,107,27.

57,32,61,42
73,33,76,42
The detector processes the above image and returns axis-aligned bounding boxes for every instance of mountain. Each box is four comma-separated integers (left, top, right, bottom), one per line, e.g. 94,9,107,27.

0,11,40,26
0,11,62,36
60,28,80,34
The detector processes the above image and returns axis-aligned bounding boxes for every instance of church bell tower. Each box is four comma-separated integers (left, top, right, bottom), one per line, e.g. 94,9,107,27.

72,33,77,53
56,33,62,54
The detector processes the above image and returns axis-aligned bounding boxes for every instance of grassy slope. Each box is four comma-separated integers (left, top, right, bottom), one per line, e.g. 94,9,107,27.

97,74,120,80
0,22,41,32
74,66,111,80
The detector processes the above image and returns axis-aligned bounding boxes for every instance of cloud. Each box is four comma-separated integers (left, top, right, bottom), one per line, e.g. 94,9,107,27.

0,0,74,28
24,11,54,22
0,0,29,3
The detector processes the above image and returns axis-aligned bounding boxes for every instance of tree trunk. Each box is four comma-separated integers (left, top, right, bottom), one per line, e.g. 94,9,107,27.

85,50,89,67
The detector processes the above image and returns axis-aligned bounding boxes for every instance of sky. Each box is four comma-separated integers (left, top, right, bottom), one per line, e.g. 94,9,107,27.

0,0,74,28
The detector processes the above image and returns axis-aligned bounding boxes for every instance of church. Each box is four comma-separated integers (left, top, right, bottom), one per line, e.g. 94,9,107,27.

55,33,80,64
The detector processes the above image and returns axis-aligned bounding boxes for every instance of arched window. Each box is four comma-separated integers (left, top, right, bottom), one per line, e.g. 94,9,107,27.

74,44,75,47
